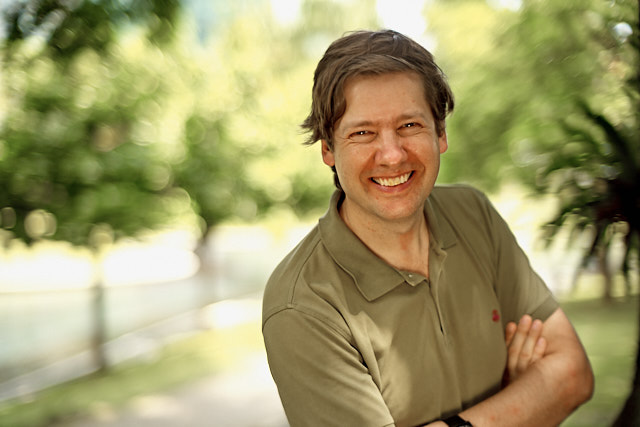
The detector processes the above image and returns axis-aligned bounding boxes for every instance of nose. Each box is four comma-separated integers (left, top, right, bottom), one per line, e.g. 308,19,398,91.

376,130,407,166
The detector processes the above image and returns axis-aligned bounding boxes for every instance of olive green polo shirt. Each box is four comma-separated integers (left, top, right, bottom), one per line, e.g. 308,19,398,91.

262,185,558,427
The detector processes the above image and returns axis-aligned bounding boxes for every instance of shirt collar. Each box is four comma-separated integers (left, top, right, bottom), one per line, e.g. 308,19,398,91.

424,190,457,251
318,189,457,301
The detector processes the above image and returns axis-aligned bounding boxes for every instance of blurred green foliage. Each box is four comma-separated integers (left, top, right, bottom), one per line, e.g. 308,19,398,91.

173,0,382,239
430,0,638,287
0,0,383,249
1,0,637,271
0,0,381,372
1,0,636,279
3,0,180,59
0,0,187,246
430,0,637,192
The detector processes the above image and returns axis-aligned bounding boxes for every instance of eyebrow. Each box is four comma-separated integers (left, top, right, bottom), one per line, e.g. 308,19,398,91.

338,111,430,132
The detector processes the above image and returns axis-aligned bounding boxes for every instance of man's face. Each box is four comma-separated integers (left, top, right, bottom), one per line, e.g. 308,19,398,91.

321,71,447,227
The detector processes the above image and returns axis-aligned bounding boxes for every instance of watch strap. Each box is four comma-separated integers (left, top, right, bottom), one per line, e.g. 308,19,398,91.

443,414,473,427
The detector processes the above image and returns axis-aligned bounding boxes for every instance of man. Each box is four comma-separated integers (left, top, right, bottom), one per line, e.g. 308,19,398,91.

262,29,593,426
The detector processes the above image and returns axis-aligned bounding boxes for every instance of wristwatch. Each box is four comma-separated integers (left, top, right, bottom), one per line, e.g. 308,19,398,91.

443,414,473,426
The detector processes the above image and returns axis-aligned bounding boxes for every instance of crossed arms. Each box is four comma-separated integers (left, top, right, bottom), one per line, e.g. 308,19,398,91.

427,307,594,426
265,305,593,426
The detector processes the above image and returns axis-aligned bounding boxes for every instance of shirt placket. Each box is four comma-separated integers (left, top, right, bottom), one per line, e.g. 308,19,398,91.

427,244,448,340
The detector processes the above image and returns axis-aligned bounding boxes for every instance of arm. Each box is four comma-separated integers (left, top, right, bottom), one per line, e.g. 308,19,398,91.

263,308,395,427
428,307,594,427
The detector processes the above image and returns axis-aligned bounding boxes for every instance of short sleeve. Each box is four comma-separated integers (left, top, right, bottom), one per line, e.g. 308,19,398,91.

263,308,395,427
481,193,559,324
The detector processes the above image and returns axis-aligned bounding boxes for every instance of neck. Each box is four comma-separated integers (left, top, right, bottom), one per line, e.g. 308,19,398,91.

340,200,430,277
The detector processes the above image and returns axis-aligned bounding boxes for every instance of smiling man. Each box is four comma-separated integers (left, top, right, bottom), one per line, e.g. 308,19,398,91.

262,30,593,427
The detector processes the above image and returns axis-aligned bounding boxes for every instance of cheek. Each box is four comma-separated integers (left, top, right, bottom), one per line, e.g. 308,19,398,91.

413,140,441,161
334,157,352,182
334,152,370,187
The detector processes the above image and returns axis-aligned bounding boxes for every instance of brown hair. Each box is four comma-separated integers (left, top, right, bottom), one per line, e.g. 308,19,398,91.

301,29,454,151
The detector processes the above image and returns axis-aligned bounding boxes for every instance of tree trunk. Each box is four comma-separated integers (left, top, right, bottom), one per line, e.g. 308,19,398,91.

609,2,639,424
612,230,640,426
612,293,640,426
598,244,614,302
194,228,217,328
90,250,108,372
194,230,216,278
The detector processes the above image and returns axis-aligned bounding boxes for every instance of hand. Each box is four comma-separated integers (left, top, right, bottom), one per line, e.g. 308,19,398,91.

504,314,547,384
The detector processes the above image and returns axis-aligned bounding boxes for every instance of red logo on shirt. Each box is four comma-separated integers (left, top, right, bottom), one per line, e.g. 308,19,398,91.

492,309,500,322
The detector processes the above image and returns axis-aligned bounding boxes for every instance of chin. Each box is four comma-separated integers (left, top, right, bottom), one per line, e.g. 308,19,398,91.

375,203,423,222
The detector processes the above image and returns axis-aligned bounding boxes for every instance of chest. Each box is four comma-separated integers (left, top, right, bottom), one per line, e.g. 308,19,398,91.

347,250,507,426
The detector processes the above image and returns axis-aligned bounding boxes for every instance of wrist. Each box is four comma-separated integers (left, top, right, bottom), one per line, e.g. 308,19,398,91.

442,414,473,427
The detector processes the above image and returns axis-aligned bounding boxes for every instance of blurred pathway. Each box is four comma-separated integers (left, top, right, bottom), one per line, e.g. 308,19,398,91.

67,297,289,427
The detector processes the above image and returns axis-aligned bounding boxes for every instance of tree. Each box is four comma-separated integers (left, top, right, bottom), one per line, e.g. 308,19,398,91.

0,0,185,371
0,0,380,373
430,0,638,291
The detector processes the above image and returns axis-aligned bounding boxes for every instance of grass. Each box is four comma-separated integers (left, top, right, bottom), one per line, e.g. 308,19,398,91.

0,296,637,427
0,321,264,427
561,296,637,426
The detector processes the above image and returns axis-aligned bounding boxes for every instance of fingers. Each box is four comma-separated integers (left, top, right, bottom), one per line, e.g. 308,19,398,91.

505,322,517,347
532,336,547,364
506,315,546,383
515,318,543,373
507,314,531,378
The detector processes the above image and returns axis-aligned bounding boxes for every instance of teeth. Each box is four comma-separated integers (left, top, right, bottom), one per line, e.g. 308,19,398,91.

373,172,411,187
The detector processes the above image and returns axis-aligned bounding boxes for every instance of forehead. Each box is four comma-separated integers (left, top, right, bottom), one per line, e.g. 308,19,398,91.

336,72,432,129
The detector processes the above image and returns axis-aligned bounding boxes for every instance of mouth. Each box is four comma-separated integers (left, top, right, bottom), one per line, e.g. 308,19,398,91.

371,172,412,187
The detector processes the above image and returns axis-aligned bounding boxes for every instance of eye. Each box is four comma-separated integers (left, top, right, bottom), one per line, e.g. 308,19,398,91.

398,122,423,136
348,130,376,143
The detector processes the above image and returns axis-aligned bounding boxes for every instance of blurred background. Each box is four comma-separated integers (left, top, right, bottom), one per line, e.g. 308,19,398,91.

0,0,638,426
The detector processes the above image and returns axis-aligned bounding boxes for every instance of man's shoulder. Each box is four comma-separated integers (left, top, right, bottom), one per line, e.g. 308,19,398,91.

262,224,342,324
265,224,323,293
427,184,500,245
432,183,487,199
430,183,491,212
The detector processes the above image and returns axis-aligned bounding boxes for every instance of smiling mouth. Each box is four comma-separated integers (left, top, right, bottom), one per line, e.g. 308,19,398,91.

371,172,412,187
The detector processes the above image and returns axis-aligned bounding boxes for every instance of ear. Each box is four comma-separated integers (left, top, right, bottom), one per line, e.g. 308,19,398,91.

438,130,448,154
321,140,335,167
